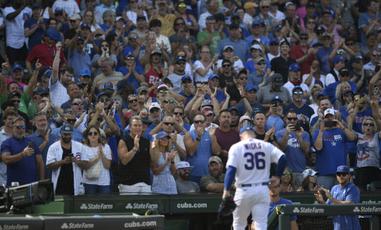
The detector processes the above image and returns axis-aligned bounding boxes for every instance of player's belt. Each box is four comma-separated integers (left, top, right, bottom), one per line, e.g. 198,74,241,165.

239,182,269,188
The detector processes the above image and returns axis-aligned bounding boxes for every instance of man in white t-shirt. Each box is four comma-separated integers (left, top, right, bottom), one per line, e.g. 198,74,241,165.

3,0,32,65
283,63,310,96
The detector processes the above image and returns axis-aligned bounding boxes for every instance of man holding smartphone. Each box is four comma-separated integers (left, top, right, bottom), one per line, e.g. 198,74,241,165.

313,109,356,189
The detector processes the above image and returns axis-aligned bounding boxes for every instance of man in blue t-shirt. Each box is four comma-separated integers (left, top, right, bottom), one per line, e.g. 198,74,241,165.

269,181,298,230
276,110,310,187
1,116,44,186
315,165,361,230
313,108,356,189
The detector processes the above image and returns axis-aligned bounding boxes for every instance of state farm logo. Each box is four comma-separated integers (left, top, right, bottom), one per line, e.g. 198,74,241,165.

0,224,29,230
79,203,114,210
60,222,94,229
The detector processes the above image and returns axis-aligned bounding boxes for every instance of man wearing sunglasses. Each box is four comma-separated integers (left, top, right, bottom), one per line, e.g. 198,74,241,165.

1,116,45,186
315,165,360,230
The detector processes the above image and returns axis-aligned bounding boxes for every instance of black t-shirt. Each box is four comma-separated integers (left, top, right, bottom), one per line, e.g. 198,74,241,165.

116,135,151,185
55,146,74,195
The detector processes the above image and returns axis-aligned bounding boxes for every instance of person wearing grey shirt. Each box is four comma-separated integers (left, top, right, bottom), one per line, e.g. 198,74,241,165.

175,161,200,194
257,73,292,106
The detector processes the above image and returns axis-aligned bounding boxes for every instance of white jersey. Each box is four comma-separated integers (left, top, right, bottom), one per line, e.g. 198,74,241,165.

227,138,284,185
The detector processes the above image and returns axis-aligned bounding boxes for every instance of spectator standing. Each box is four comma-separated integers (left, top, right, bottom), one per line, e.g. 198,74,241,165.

117,116,152,193
215,109,239,164
313,109,357,189
24,3,46,50
81,126,112,194
47,124,87,195
52,0,80,18
150,131,177,195
3,0,32,65
1,116,44,186
271,40,296,83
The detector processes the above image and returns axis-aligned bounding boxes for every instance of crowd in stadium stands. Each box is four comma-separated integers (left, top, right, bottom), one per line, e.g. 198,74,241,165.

0,0,380,197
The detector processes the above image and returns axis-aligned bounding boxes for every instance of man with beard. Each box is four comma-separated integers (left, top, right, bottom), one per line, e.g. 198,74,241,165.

215,109,239,164
283,63,310,96
47,123,88,195
257,73,292,107
1,116,45,186
29,112,54,176
175,161,200,193
167,56,191,94
200,156,225,193
285,86,315,120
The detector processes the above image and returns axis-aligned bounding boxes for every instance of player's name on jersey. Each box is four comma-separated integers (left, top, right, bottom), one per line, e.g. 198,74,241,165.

244,142,262,150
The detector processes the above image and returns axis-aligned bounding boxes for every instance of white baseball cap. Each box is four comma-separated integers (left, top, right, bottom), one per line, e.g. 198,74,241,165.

323,108,336,117
302,168,318,179
149,102,161,112
176,161,193,170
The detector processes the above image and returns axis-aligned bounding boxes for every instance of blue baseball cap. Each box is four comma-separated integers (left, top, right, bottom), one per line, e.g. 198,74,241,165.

175,56,186,63
46,28,62,42
289,63,300,72
333,55,345,64
156,131,170,140
336,165,350,174
245,84,258,92
208,74,219,81
79,69,91,77
60,123,73,134
12,64,23,72
181,75,192,82
239,126,255,134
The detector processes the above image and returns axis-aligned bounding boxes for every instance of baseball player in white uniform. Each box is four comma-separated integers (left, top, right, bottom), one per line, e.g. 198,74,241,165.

222,126,287,230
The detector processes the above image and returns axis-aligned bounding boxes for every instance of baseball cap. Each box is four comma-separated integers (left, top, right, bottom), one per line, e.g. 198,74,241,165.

271,96,283,105
176,161,193,170
339,68,349,76
181,75,192,83
353,55,363,62
252,19,264,27
250,44,263,51
70,13,81,21
136,15,146,21
156,131,170,140
79,69,91,78
285,1,295,8
128,32,138,40
80,23,91,30
302,168,318,179
137,85,148,94
201,99,213,109
151,48,162,55
33,87,49,96
60,123,73,134
333,55,345,64
229,23,240,30
208,156,222,165
239,126,255,134
46,28,62,42
157,84,169,91
269,38,279,46
289,63,300,72
336,165,350,174
292,86,303,94
245,84,258,92
149,102,161,112
177,1,187,8
175,56,186,63
244,2,258,10
96,83,114,98
12,64,23,72
279,39,290,47
223,45,234,51
116,16,125,22
239,115,251,124
323,108,336,117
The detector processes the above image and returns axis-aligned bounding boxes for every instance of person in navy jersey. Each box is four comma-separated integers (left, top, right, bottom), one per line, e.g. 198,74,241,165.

313,108,356,189
285,86,314,120
24,3,46,50
276,110,310,187
324,68,357,105
315,165,361,230
269,181,299,230
1,116,45,186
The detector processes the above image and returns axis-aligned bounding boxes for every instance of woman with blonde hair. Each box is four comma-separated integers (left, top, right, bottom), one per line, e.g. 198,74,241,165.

82,125,112,194
334,81,352,109
353,117,381,191
150,131,177,194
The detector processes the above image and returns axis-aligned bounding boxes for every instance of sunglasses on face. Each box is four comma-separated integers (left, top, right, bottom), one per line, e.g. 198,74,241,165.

15,125,26,130
287,117,297,121
129,99,138,103
194,120,204,124
293,91,303,95
222,64,231,68
88,131,98,136
174,112,183,116
164,122,174,126
363,123,375,127
72,102,82,106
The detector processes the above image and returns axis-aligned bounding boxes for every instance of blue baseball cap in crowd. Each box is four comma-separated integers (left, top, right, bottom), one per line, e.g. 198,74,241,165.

239,126,255,134
12,64,23,72
245,84,258,92
60,123,73,134
333,55,345,64
208,74,219,81
289,63,300,72
181,75,192,83
156,131,170,140
336,165,350,174
79,69,91,78
46,28,62,42
175,56,186,63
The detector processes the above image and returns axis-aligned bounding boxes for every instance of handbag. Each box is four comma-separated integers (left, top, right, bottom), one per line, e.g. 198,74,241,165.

84,158,102,179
